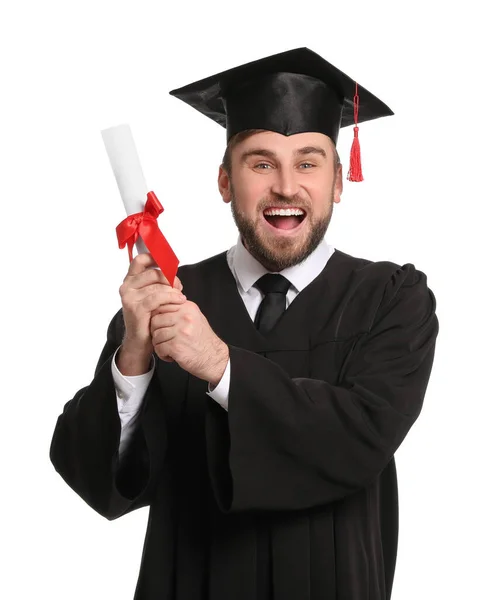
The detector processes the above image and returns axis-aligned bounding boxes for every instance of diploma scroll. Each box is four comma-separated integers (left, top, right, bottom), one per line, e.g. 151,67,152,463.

101,124,149,254
101,124,179,285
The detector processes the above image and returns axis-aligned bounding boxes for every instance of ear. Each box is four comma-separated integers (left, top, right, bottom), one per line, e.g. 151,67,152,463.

218,165,232,204
333,162,343,204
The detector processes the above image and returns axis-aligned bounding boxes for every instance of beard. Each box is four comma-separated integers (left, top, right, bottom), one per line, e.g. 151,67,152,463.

229,181,335,272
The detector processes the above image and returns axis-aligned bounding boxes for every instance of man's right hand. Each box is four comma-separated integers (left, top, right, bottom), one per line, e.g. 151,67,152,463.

117,253,186,375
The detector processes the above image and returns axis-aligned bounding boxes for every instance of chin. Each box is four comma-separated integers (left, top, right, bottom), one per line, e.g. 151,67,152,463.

254,236,312,271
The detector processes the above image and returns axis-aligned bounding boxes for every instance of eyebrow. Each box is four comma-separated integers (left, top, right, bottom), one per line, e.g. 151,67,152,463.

240,145,327,162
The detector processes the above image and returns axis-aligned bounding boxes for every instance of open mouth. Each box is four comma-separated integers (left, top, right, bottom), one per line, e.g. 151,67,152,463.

263,208,306,231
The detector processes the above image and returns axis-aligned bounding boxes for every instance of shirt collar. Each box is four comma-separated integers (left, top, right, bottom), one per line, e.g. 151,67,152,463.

232,235,333,294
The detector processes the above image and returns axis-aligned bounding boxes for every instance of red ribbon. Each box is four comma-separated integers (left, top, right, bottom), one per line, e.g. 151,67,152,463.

116,191,179,286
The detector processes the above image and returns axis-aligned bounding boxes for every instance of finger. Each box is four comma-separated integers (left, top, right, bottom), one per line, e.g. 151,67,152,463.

125,253,157,278
173,276,183,292
125,267,171,291
154,340,176,360
151,312,178,331
154,348,175,363
122,285,185,305
142,290,186,313
151,303,183,318
151,302,186,315
141,287,186,304
152,326,176,346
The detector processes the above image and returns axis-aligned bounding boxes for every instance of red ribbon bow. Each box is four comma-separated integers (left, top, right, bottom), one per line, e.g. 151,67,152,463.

116,191,179,286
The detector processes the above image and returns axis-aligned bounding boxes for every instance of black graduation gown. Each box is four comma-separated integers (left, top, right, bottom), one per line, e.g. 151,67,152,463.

50,246,439,600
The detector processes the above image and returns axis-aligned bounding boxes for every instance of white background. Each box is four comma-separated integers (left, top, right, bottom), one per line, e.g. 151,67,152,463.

1,0,501,598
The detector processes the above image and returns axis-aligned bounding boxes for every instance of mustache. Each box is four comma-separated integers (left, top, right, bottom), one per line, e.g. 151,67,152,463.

258,195,309,211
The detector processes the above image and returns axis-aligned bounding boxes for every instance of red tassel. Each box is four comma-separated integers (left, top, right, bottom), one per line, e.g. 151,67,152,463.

347,126,363,182
347,83,364,182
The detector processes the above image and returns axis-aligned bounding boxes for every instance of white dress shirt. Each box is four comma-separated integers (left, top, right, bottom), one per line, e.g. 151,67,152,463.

113,236,335,458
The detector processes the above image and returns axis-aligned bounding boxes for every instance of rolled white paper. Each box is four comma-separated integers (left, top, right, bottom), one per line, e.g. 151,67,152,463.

101,123,149,255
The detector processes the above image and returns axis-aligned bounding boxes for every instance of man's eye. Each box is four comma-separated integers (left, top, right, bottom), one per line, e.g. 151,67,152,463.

299,163,315,169
255,163,272,169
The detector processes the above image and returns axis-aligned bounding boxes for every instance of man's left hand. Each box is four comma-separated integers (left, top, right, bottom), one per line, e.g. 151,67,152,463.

150,300,229,387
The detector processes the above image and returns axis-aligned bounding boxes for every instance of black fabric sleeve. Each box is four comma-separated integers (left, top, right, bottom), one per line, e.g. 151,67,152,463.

49,310,167,520
206,264,439,513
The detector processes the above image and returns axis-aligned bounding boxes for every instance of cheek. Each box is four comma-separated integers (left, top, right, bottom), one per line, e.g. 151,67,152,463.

306,189,334,215
233,178,267,213
309,172,335,196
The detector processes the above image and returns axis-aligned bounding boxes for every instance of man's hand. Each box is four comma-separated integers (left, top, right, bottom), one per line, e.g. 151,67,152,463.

150,300,229,386
118,253,186,375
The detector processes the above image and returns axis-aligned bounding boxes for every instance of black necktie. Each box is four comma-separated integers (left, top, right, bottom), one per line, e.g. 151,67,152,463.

254,274,291,335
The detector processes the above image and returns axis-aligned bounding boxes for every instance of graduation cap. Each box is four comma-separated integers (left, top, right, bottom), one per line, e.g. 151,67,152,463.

169,47,393,182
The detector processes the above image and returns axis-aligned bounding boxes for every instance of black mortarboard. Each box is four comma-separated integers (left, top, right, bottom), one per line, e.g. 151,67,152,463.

169,47,394,181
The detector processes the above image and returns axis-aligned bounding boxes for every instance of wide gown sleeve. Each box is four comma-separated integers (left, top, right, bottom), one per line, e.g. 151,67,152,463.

206,263,439,513
49,309,167,520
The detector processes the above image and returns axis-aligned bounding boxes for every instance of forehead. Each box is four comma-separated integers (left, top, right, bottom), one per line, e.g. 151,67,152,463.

235,131,333,155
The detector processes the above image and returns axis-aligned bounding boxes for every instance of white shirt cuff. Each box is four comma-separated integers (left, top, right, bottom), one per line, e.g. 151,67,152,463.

206,357,230,411
112,346,155,421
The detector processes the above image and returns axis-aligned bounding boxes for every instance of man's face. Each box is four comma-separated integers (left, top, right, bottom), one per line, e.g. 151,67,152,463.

218,131,343,272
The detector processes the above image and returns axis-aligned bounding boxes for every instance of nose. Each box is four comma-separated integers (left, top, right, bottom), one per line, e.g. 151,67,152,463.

270,166,300,199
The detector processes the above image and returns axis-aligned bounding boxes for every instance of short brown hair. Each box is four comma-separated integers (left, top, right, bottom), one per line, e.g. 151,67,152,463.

222,129,268,175
221,129,340,175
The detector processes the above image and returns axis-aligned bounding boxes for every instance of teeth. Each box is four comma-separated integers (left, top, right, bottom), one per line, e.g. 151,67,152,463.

263,208,305,216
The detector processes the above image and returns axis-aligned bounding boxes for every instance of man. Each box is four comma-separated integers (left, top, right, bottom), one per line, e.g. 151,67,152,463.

50,48,439,600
